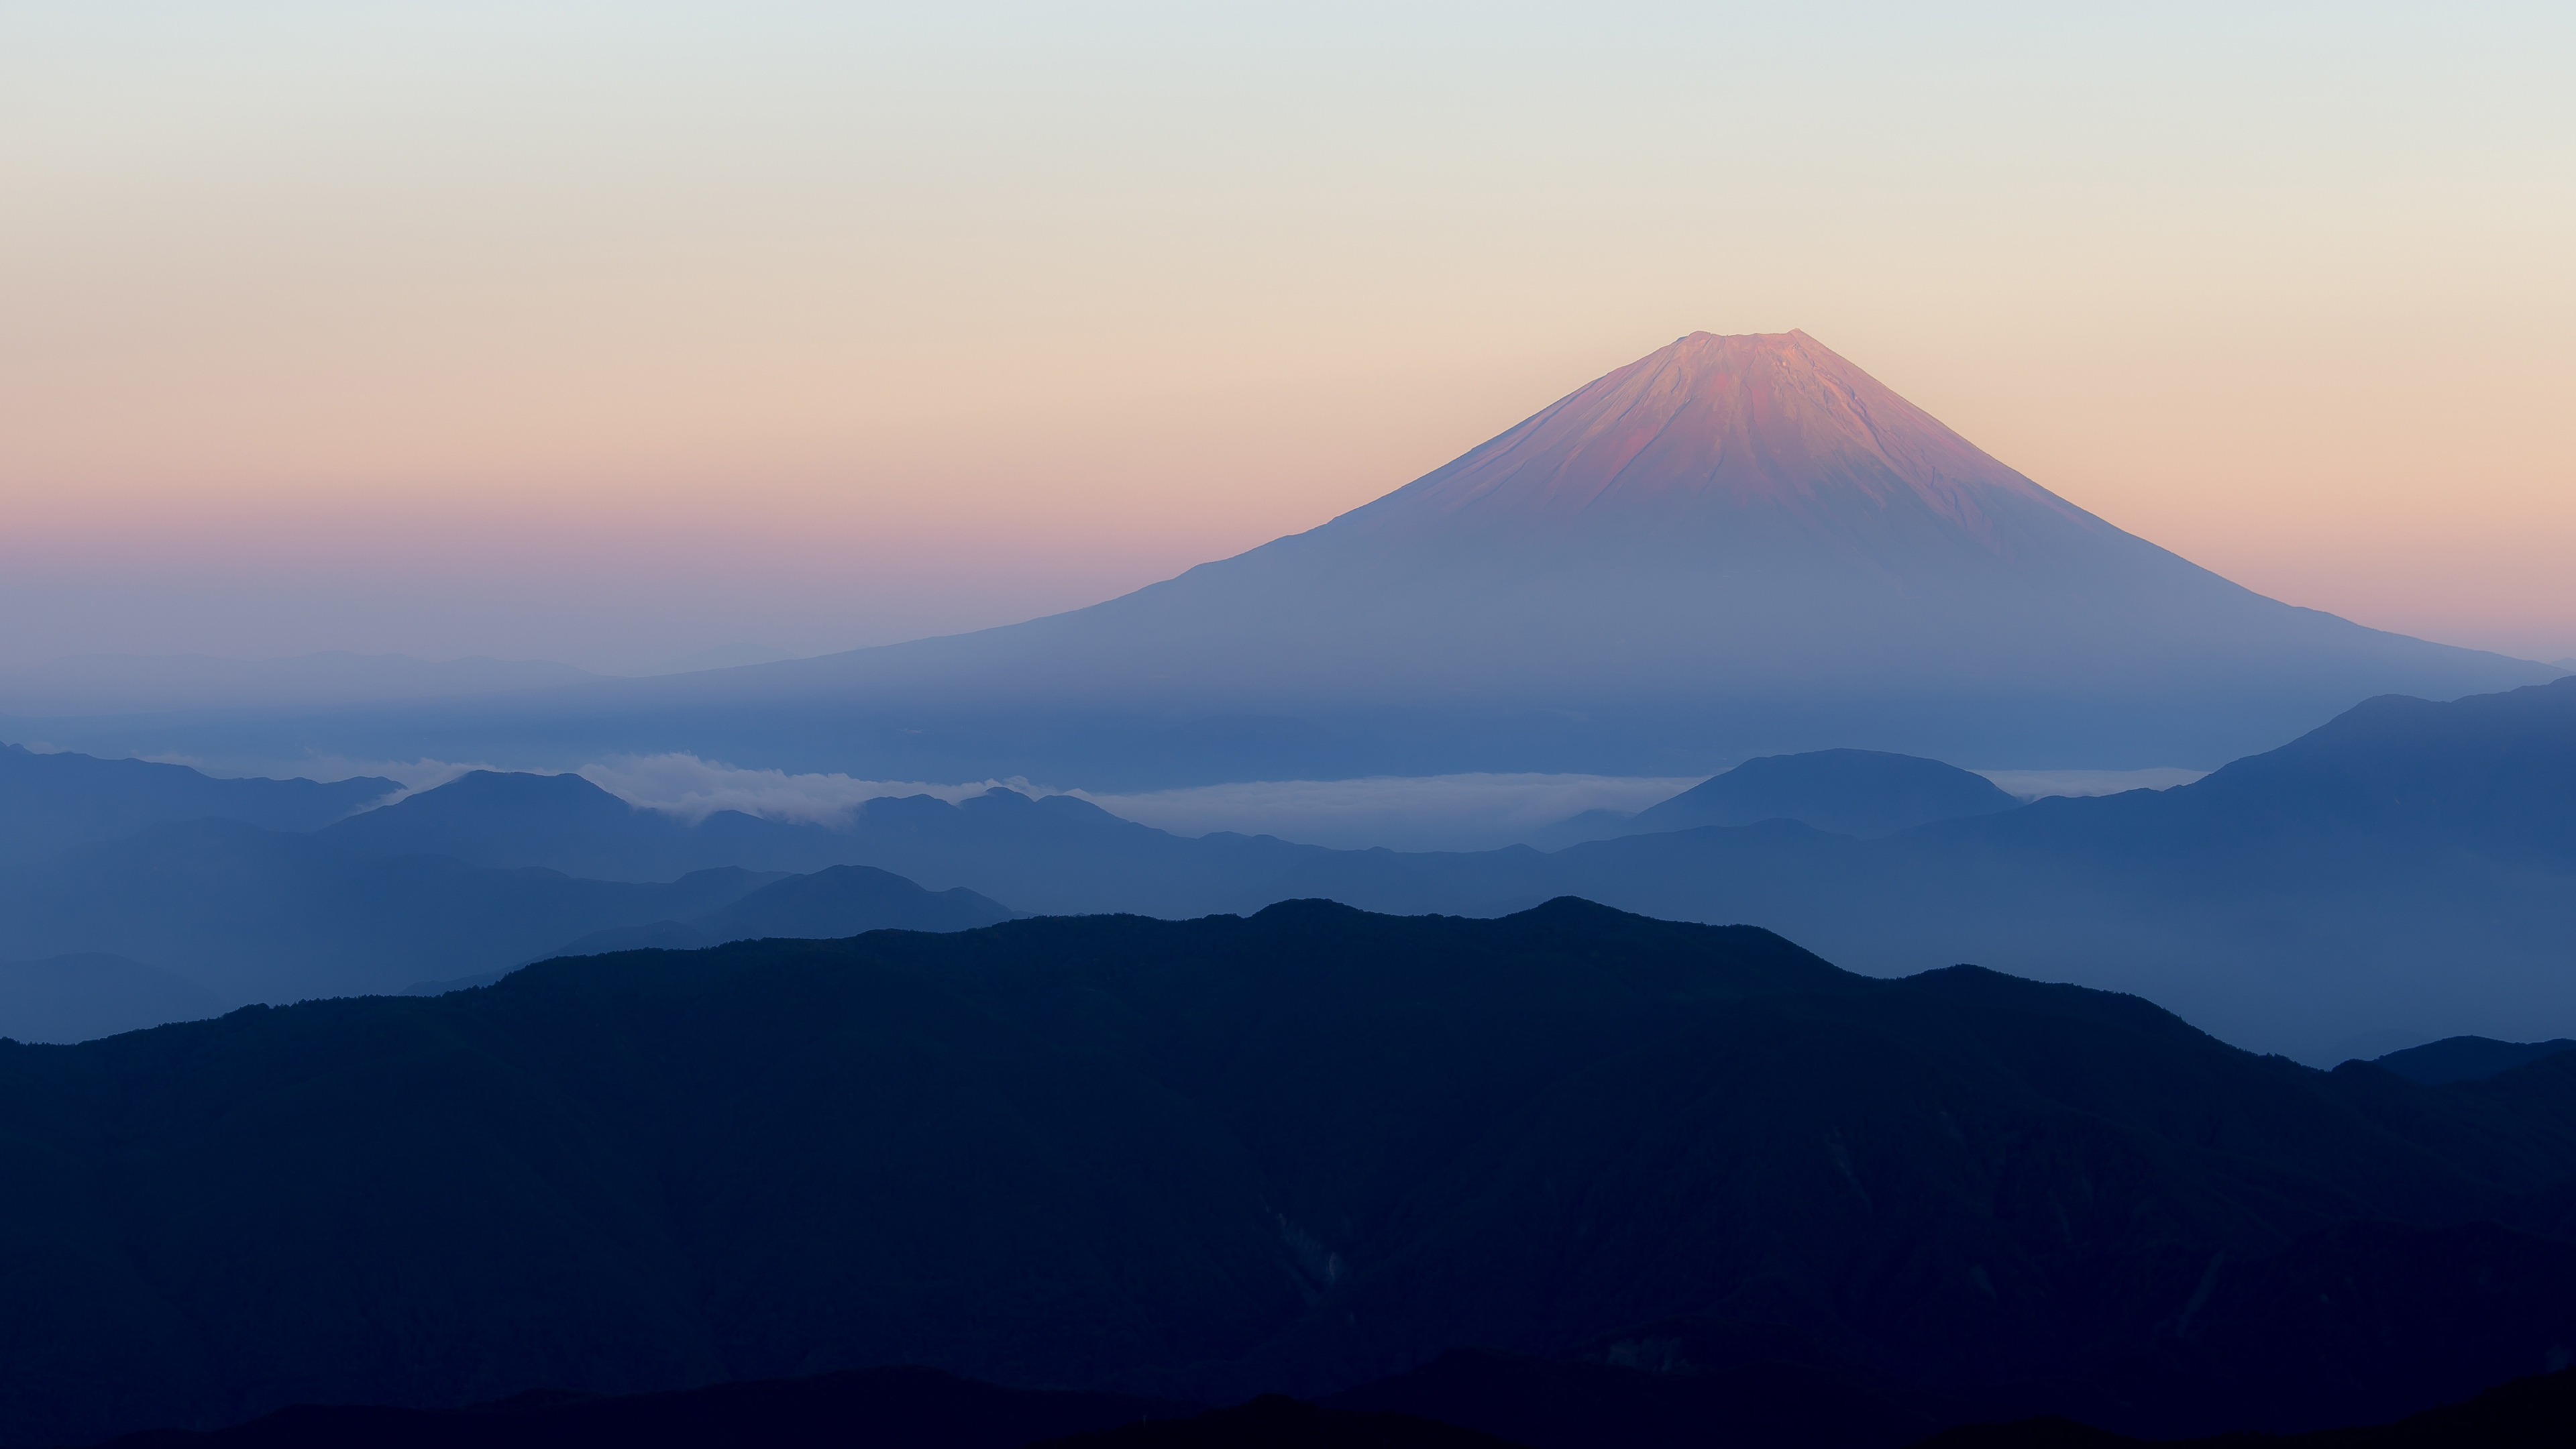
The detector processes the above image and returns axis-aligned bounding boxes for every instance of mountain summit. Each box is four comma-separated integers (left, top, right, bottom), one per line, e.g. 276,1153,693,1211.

144,333,2557,787
1344,330,2094,545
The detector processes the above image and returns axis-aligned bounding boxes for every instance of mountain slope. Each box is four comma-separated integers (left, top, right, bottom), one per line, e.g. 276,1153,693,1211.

508,866,1018,971
1542,748,2022,845
20,335,2549,786
2375,1038,2576,1086
7,902,2576,1447
0,954,225,1044
593,333,2551,784
0,822,786,1004
0,743,394,863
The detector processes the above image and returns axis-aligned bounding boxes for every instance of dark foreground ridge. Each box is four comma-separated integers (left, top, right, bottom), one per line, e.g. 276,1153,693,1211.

7,900,2576,1447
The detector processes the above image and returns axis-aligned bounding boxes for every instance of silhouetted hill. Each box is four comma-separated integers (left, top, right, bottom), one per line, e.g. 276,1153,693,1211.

7,901,2576,1447
93,1364,1191,1449
1539,749,2021,846
0,743,392,863
692,864,1012,940
2375,1036,2576,1085
0,953,223,1044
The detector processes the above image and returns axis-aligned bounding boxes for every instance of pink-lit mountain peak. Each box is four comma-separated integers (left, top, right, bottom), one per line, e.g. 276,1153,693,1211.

1350,331,2095,543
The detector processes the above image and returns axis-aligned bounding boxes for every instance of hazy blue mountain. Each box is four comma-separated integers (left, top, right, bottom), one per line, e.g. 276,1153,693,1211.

1533,748,2020,847
0,651,602,718
0,953,225,1044
512,919,720,968
283,678,2576,1060
1277,676,2576,1059
7,902,2576,1448
0,822,784,1004
325,768,1331,909
2376,1037,2576,1085
692,863,1012,941
319,769,853,879
13,335,2552,789
415,865,1021,990
0,743,393,863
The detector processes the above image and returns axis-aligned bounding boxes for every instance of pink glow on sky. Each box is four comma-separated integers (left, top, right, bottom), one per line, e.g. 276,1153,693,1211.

2,5,2570,673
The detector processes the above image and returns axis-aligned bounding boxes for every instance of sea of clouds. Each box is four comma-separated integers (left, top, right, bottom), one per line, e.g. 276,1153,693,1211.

301,753,2207,850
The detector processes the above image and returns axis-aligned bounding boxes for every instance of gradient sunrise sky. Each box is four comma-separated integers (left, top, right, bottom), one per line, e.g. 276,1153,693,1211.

3,3,2570,673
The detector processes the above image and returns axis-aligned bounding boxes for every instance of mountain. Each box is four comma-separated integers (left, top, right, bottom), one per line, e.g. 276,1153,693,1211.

317,769,772,879
464,865,1018,981
322,768,1330,910
8,900,2576,1448
0,823,788,1005
13,335,2550,788
1274,676,2576,1059
1534,748,2021,847
0,651,602,717
0,743,394,863
692,863,1013,941
295,678,2576,1059
0,815,1012,1014
0,953,225,1044
2376,1037,2576,1086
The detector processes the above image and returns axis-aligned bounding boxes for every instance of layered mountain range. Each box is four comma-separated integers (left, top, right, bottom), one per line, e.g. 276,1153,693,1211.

5,676,2571,1060
7,333,2553,786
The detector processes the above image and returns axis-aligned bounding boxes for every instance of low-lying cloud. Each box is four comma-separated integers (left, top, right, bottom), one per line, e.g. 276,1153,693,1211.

1070,772,1705,852
1975,767,2208,802
317,752,2201,851
576,754,1032,826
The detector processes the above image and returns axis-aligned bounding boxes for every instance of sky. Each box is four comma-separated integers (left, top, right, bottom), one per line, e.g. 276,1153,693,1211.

3,2,2571,674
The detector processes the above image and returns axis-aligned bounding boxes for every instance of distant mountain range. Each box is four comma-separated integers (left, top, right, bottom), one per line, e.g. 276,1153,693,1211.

0,743,392,863
9,901,2576,1449
3,675,2570,1058
6,335,2555,788
0,953,225,1044
405,865,1014,995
